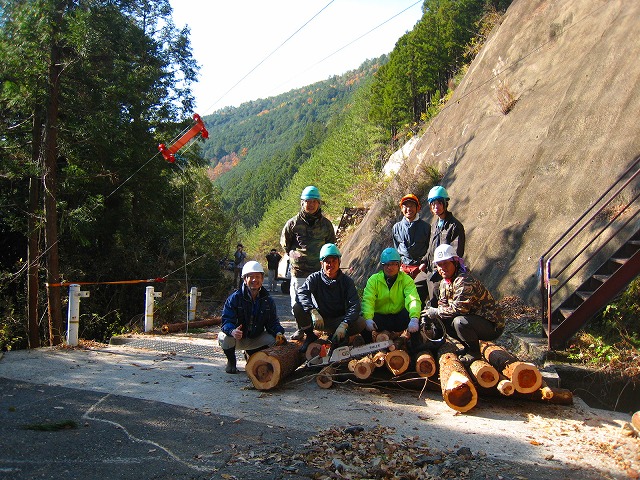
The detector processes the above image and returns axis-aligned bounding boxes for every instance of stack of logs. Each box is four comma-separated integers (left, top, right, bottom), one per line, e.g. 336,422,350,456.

245,331,574,413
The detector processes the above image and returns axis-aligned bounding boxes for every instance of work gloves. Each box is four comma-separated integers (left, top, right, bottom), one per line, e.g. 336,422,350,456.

275,333,287,346
365,319,378,331
407,317,420,333
424,307,439,320
310,309,324,330
331,322,349,344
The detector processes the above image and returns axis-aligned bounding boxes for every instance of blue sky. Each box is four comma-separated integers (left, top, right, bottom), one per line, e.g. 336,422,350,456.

170,0,423,114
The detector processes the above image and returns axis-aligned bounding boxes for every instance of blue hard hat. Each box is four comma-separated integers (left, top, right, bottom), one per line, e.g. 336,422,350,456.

380,248,401,265
428,186,450,203
319,243,341,261
301,186,321,200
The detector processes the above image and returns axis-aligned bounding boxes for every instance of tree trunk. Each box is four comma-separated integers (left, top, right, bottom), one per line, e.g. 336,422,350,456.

246,342,305,390
161,317,221,333
414,352,437,378
372,351,387,367
479,385,573,405
481,341,542,394
469,359,499,388
438,343,478,413
43,3,65,346
27,173,41,347
496,375,515,396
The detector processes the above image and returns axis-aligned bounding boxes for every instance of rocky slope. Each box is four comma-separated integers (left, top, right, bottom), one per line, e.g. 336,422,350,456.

342,0,640,306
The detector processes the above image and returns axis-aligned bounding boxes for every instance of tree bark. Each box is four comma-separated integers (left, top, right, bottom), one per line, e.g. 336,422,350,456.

43,2,65,346
245,342,305,390
481,341,542,394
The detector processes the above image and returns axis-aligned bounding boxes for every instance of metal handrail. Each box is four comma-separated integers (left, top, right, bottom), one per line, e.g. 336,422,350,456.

539,154,640,335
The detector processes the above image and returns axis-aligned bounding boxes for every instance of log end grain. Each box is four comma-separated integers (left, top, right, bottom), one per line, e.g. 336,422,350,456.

509,362,543,394
385,349,410,376
316,366,336,389
415,353,437,378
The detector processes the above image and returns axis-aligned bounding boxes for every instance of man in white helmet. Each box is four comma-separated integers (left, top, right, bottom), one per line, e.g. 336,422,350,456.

422,244,503,365
218,261,287,373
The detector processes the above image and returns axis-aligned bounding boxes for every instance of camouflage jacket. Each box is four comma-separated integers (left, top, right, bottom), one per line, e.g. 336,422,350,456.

280,209,336,277
437,270,504,329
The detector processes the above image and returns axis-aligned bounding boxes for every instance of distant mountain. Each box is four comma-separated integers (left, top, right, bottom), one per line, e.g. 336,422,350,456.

201,57,386,228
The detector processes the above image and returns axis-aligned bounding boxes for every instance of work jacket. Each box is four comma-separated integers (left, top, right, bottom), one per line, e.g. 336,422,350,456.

437,269,504,329
361,270,421,320
280,209,336,277
392,214,431,265
221,284,285,338
298,270,360,324
420,211,465,272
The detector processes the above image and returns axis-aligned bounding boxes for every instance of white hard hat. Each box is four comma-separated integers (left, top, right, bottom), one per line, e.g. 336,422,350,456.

242,261,264,277
433,244,458,263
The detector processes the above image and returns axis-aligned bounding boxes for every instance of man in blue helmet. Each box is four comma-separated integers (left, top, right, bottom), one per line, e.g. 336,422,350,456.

415,185,466,307
294,243,365,352
361,248,422,346
281,186,336,342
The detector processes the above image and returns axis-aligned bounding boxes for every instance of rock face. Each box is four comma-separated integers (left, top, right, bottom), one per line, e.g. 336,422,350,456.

342,0,640,305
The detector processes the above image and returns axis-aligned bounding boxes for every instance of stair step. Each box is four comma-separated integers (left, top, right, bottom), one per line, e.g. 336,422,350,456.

610,257,627,265
559,308,575,319
628,240,640,246
592,274,611,282
575,291,592,301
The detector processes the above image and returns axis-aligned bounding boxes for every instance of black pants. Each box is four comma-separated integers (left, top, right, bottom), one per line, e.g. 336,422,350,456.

414,270,441,307
446,314,502,353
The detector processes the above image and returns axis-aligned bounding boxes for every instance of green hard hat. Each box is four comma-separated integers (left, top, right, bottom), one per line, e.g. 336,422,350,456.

319,243,341,261
301,185,321,200
380,248,401,265
428,185,450,203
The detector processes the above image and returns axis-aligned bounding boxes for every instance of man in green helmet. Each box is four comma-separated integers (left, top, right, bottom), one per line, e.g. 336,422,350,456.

294,243,365,352
415,185,466,307
281,186,336,342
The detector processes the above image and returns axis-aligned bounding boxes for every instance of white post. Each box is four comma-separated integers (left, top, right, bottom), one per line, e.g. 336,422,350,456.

67,284,89,346
188,287,199,322
145,286,154,332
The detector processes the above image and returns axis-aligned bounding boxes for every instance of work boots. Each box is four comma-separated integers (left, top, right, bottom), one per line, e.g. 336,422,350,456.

299,329,318,353
223,347,238,374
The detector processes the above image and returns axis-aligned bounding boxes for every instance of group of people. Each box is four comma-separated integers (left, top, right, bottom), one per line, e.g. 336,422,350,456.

219,185,504,374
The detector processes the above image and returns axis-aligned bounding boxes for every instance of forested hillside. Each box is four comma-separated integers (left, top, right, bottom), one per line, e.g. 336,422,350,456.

201,59,383,228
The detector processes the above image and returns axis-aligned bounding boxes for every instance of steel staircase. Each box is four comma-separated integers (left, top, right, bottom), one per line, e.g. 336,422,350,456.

539,155,640,349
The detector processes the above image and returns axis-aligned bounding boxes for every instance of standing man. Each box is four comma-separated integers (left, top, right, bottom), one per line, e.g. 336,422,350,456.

232,243,246,289
281,185,336,341
294,243,365,352
219,261,287,374
415,186,466,307
392,194,431,279
265,248,282,292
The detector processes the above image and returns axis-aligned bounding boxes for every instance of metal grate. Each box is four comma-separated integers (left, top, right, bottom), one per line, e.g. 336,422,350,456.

111,337,223,359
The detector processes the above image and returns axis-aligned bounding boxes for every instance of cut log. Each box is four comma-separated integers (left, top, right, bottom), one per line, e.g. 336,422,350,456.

316,366,336,389
479,385,573,405
372,351,387,367
385,349,410,376
373,331,391,342
161,317,221,333
469,359,499,388
438,351,478,413
414,352,437,378
347,359,358,372
304,340,327,361
245,342,305,390
496,376,515,396
539,381,554,400
353,355,375,380
481,341,542,394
